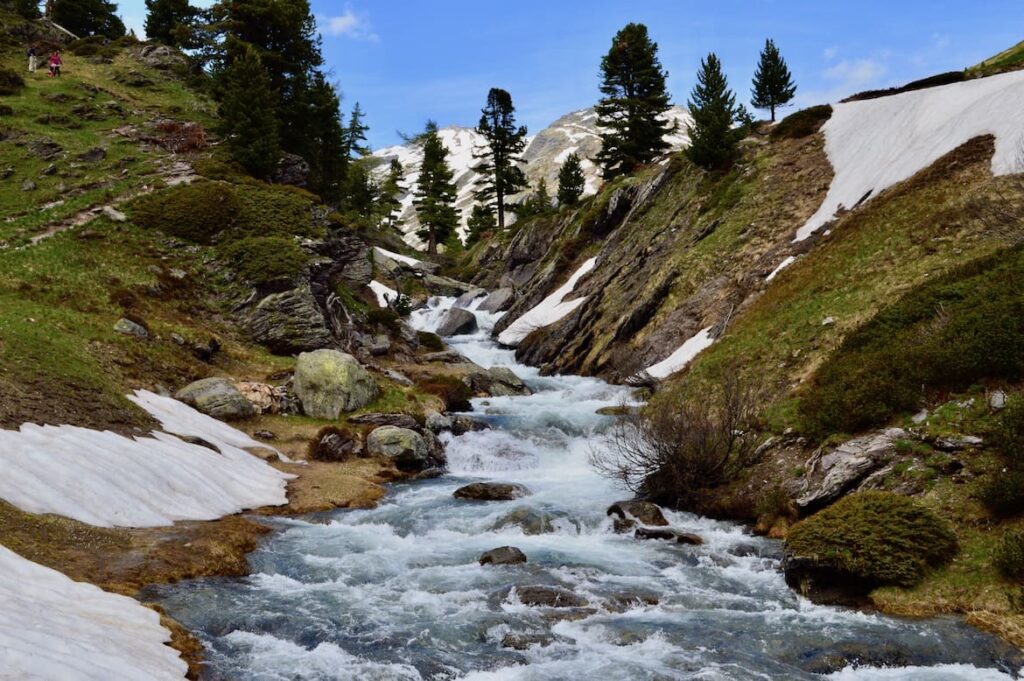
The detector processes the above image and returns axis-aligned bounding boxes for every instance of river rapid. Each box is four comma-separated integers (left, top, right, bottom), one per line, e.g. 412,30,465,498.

154,297,1022,680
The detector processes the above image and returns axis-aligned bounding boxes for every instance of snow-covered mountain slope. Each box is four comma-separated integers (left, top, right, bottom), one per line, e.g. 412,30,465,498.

374,106,691,249
795,68,1024,241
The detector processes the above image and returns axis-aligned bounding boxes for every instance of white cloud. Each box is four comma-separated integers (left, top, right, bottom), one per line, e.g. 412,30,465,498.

823,47,839,61
322,5,378,42
823,58,887,91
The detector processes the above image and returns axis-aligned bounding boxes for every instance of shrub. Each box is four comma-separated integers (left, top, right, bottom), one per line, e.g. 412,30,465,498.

421,374,473,412
993,397,1024,464
67,36,120,59
233,184,322,239
366,308,400,331
417,331,444,351
770,105,832,140
800,246,1024,438
994,529,1024,580
219,236,307,290
0,67,25,96
590,371,764,508
979,472,1024,518
307,426,359,462
130,181,239,244
786,492,958,587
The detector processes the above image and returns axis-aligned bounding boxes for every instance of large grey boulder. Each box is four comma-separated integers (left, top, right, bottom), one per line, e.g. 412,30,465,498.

366,425,430,471
437,308,478,337
454,482,531,501
795,428,905,512
465,366,531,397
607,501,668,527
245,286,334,355
293,349,379,419
175,377,256,421
479,287,514,313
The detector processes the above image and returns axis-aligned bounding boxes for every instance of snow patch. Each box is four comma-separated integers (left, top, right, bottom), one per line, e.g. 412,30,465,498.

766,255,797,281
374,246,421,268
796,69,1024,241
0,544,188,679
369,280,398,308
645,327,715,379
0,391,291,528
497,258,597,346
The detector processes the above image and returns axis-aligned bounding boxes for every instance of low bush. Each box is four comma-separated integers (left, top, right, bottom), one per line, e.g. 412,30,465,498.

800,245,1024,438
994,529,1024,580
366,308,400,331
992,397,1024,464
0,67,25,95
417,331,444,351
786,492,958,587
421,374,473,412
219,236,307,290
130,181,239,244
67,36,120,59
234,184,322,239
978,472,1024,518
770,105,833,140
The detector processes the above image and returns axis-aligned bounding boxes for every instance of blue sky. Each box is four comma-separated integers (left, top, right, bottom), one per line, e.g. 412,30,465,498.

116,1,1024,149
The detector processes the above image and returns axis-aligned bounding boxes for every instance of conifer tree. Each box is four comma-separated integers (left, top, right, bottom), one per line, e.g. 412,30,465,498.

10,0,40,19
217,44,280,178
557,153,586,207
473,88,528,231
51,0,125,38
144,0,198,46
414,121,459,254
344,102,371,158
514,179,555,220
596,23,674,179
378,158,405,231
296,73,346,200
751,39,796,122
466,203,496,245
686,53,742,171
342,158,378,221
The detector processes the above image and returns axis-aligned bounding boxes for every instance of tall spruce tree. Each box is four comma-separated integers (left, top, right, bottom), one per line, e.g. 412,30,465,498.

466,203,496,245
51,0,125,38
344,102,370,158
378,158,405,231
751,39,796,122
595,23,674,179
300,73,347,200
473,88,528,231
557,153,586,207
686,53,742,171
414,121,459,255
217,44,280,178
144,0,197,46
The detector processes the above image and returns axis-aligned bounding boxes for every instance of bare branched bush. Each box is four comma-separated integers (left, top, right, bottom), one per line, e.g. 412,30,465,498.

590,372,764,508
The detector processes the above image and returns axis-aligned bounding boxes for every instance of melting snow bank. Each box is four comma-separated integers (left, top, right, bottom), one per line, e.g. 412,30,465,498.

0,390,291,527
497,257,596,346
375,246,422,268
645,327,716,379
369,280,398,308
767,255,797,282
0,544,188,679
796,68,1024,241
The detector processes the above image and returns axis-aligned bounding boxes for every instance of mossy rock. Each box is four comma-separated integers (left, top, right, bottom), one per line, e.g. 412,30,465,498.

130,181,239,244
219,236,308,290
785,492,957,593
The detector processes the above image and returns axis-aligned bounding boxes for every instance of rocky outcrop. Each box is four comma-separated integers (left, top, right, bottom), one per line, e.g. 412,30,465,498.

366,426,434,471
174,378,256,421
479,546,527,566
607,501,669,527
436,308,478,337
478,287,514,313
453,482,531,501
293,350,379,419
794,428,906,513
272,152,310,187
130,44,188,70
245,286,334,355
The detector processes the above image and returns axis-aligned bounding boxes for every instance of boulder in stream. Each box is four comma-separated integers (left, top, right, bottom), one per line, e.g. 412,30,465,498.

453,482,532,501
634,527,703,545
366,426,431,471
479,546,527,566
436,308,479,337
513,585,586,608
607,500,669,527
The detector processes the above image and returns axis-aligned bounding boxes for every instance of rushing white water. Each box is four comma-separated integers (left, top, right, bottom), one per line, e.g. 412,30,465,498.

154,298,1022,680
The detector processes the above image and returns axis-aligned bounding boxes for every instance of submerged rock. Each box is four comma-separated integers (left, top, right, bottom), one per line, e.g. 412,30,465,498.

500,632,553,650
293,349,379,419
492,507,556,535
607,500,669,527
479,546,527,566
513,585,586,608
453,482,532,501
634,528,703,545
174,377,256,421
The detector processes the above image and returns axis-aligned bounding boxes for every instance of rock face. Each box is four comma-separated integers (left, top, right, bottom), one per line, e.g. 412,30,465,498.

514,585,586,608
246,287,334,355
479,546,527,566
436,308,478,337
174,378,256,421
131,44,188,70
293,350,379,419
272,152,310,187
453,482,531,501
607,501,669,527
795,428,906,512
478,287,514,313
366,426,431,471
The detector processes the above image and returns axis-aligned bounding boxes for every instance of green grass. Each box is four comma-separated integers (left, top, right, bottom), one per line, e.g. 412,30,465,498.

971,40,1024,77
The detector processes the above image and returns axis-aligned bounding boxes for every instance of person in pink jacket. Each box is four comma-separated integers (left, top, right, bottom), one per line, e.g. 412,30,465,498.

48,50,63,78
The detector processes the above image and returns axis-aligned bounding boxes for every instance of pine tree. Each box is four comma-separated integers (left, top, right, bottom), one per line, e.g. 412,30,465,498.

342,158,378,220
557,153,586,207
299,73,346,200
473,88,528,231
686,53,742,171
217,44,280,178
10,0,40,19
751,39,796,122
344,102,371,158
514,179,555,220
414,121,459,255
144,0,197,46
51,0,125,38
595,23,674,179
378,158,405,231
466,203,496,245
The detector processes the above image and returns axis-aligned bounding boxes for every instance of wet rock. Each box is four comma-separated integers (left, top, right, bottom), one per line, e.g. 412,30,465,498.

454,289,486,309
113,317,148,339
514,585,586,608
453,482,532,501
604,592,660,612
492,507,555,535
796,643,917,676
500,632,553,650
612,517,637,534
479,546,527,566
795,429,905,512
245,286,334,355
607,500,669,527
634,528,703,545
781,556,874,608
349,413,420,430
465,366,531,397
293,349,379,419
478,287,514,313
175,377,257,421
367,426,430,471
437,308,478,337
451,415,491,436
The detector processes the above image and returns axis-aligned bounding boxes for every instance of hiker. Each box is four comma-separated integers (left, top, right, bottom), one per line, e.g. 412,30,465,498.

27,45,37,73
48,50,62,78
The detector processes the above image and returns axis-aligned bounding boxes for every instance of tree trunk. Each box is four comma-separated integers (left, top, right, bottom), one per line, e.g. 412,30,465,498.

427,229,437,255
496,184,505,231
771,105,776,123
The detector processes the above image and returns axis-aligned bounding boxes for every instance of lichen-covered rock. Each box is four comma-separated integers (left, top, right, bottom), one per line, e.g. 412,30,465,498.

795,428,905,512
293,350,379,419
437,308,478,337
174,377,256,421
366,426,429,471
113,318,148,339
245,286,334,355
